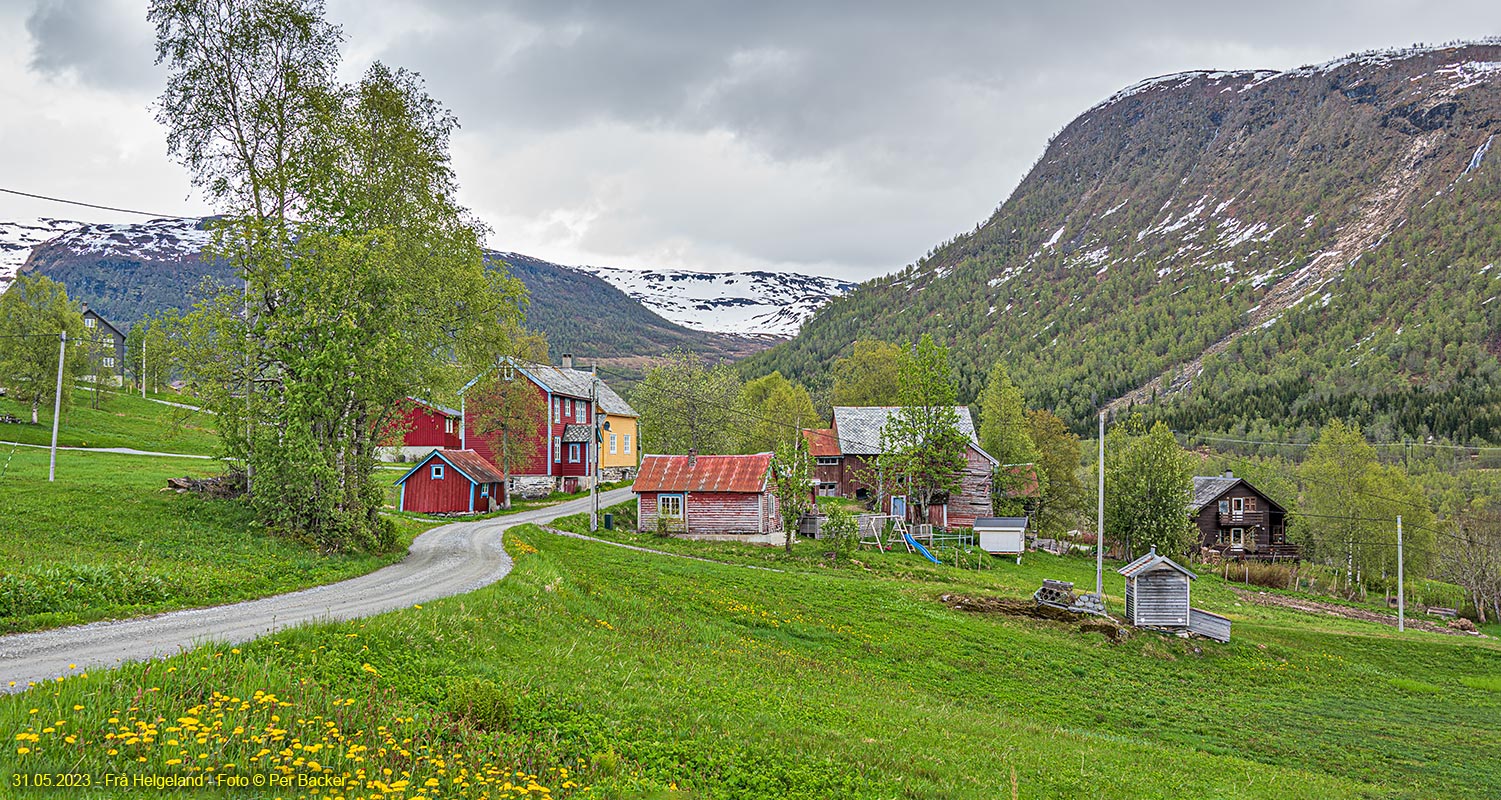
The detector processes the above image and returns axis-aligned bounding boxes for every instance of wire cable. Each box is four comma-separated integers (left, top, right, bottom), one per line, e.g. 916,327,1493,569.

0,187,200,220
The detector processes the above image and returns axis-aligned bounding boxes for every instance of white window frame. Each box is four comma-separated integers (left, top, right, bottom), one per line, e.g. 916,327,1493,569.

552,396,560,423
553,436,562,462
658,494,684,519
609,433,617,454
1230,527,1245,547
84,317,96,328
624,434,632,453
431,464,445,480
1231,497,1245,514
816,456,840,466
103,356,116,368
444,417,455,434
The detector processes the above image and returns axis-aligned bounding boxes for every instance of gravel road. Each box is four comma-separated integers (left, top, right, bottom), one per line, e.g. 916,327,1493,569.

0,487,633,692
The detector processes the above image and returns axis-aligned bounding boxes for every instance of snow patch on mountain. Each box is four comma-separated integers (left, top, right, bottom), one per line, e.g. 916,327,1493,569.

0,218,83,288
576,265,855,338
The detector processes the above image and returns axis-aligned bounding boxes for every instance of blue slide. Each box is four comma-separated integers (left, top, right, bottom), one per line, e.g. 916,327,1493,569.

904,532,941,564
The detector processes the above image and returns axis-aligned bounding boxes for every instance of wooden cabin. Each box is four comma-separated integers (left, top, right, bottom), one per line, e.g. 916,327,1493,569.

1190,471,1298,561
1119,547,1195,629
395,450,507,515
634,452,782,540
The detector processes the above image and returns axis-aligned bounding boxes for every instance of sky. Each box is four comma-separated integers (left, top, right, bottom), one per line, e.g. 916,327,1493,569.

2,1,1499,281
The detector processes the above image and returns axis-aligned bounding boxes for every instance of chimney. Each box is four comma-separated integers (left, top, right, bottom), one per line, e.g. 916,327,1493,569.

560,353,573,370
1222,470,1234,479
688,448,697,468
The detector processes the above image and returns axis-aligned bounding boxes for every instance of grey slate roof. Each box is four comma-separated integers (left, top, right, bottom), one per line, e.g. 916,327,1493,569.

561,424,593,443
1190,476,1241,512
461,358,637,417
831,406,983,456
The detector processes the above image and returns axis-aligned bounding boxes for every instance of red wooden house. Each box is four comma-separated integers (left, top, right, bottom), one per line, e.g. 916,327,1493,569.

384,397,462,460
395,450,507,514
633,452,783,539
458,355,636,497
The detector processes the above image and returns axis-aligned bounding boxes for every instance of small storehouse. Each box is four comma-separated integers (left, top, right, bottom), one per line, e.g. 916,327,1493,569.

974,516,1028,560
1119,547,1195,629
396,450,506,514
634,452,782,539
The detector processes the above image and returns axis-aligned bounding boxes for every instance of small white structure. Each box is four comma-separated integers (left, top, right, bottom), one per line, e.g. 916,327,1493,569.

974,516,1028,562
1118,546,1195,630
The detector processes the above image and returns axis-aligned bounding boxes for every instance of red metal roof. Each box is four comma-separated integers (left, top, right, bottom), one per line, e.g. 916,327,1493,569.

633,453,773,493
397,449,508,486
802,428,841,458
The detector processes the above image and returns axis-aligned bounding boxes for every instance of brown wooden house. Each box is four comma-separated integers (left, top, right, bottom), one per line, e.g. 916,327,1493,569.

1189,472,1298,561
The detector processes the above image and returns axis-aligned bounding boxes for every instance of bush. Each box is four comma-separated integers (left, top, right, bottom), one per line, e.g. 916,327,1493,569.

822,503,858,558
444,676,513,732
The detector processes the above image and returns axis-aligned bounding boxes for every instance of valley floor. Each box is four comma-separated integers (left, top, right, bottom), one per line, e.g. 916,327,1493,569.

3,503,1497,799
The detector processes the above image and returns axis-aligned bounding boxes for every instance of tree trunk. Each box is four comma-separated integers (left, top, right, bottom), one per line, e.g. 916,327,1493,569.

501,431,512,510
30,401,39,425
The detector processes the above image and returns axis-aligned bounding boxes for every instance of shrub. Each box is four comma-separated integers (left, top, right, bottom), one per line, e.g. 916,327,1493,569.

444,676,513,732
1218,560,1293,589
822,503,858,558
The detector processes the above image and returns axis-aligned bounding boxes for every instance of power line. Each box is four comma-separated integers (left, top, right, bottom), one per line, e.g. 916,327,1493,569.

1186,431,1501,453
0,187,200,221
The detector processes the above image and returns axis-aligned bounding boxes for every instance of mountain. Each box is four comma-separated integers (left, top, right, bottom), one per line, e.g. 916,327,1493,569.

575,265,855,338
746,41,1501,444
7,219,767,364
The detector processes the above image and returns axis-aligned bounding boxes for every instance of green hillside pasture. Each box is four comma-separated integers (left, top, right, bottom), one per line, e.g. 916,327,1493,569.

0,387,218,455
0,448,424,633
6,520,1498,798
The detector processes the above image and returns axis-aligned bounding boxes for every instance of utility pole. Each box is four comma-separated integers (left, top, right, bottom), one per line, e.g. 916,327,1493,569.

49,331,66,482
1096,410,1105,597
1396,515,1405,633
141,334,147,399
589,368,600,532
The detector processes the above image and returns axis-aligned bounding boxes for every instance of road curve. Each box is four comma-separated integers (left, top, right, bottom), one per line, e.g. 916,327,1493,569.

0,487,634,692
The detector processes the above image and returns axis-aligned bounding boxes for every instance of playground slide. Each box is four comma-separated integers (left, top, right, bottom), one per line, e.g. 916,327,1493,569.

904,532,941,565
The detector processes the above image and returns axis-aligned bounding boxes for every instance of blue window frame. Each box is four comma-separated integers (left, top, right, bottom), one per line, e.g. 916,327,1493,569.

431,464,445,480
658,493,684,519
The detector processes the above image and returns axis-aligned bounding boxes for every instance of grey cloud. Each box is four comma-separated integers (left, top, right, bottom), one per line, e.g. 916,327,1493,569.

26,0,157,90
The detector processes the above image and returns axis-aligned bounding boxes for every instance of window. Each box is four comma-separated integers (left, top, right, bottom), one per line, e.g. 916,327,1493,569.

568,443,581,463
502,364,515,381
816,457,840,466
444,417,455,434
431,464,445,480
568,398,576,418
1231,497,1244,514
552,396,560,422
553,436,561,462
624,434,632,453
658,494,684,519
610,433,617,454
1245,497,1257,512
1218,500,1230,515
1230,527,1245,547
84,317,96,328
580,404,589,423
103,357,116,368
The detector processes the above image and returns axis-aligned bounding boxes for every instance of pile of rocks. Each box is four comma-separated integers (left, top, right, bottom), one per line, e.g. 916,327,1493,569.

1069,592,1109,617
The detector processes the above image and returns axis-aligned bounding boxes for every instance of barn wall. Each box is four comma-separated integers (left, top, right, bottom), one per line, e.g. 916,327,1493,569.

1133,570,1190,627
400,459,476,513
636,491,774,534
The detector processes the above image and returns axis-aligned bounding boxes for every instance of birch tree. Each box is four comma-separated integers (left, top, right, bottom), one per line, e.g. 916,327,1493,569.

0,275,86,424
879,335,966,524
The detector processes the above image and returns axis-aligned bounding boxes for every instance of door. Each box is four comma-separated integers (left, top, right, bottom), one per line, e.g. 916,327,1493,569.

890,496,907,521
1231,497,1244,514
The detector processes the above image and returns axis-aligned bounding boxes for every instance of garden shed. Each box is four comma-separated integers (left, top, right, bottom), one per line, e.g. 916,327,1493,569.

1118,547,1195,630
396,449,507,515
974,516,1028,559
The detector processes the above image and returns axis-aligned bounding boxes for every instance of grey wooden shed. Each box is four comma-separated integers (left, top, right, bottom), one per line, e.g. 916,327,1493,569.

1118,546,1195,630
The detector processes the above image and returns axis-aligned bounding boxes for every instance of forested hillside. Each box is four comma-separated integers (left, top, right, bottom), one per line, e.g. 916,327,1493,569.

745,42,1501,444
16,220,762,364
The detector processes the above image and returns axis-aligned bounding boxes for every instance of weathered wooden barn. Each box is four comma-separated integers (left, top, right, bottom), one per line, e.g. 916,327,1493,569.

806,406,997,528
395,449,507,515
633,452,782,540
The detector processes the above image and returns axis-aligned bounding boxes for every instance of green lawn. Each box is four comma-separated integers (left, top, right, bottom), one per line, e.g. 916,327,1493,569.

0,447,425,633
5,502,1497,798
0,387,218,455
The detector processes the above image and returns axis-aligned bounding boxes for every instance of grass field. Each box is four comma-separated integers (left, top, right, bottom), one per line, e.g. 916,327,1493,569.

0,447,426,633
0,387,218,455
5,500,1497,799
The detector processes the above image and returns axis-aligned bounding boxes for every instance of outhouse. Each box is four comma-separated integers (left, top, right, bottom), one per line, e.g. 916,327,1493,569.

1118,546,1195,630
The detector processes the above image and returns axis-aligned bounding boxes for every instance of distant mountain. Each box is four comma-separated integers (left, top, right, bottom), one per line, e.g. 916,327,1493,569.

575,265,855,338
747,41,1501,443
5,218,770,364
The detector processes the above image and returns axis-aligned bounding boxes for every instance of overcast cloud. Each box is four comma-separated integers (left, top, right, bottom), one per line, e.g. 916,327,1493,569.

3,1,1499,280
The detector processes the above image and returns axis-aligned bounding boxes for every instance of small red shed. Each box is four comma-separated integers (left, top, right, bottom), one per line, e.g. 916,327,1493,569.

396,450,507,514
633,453,781,537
